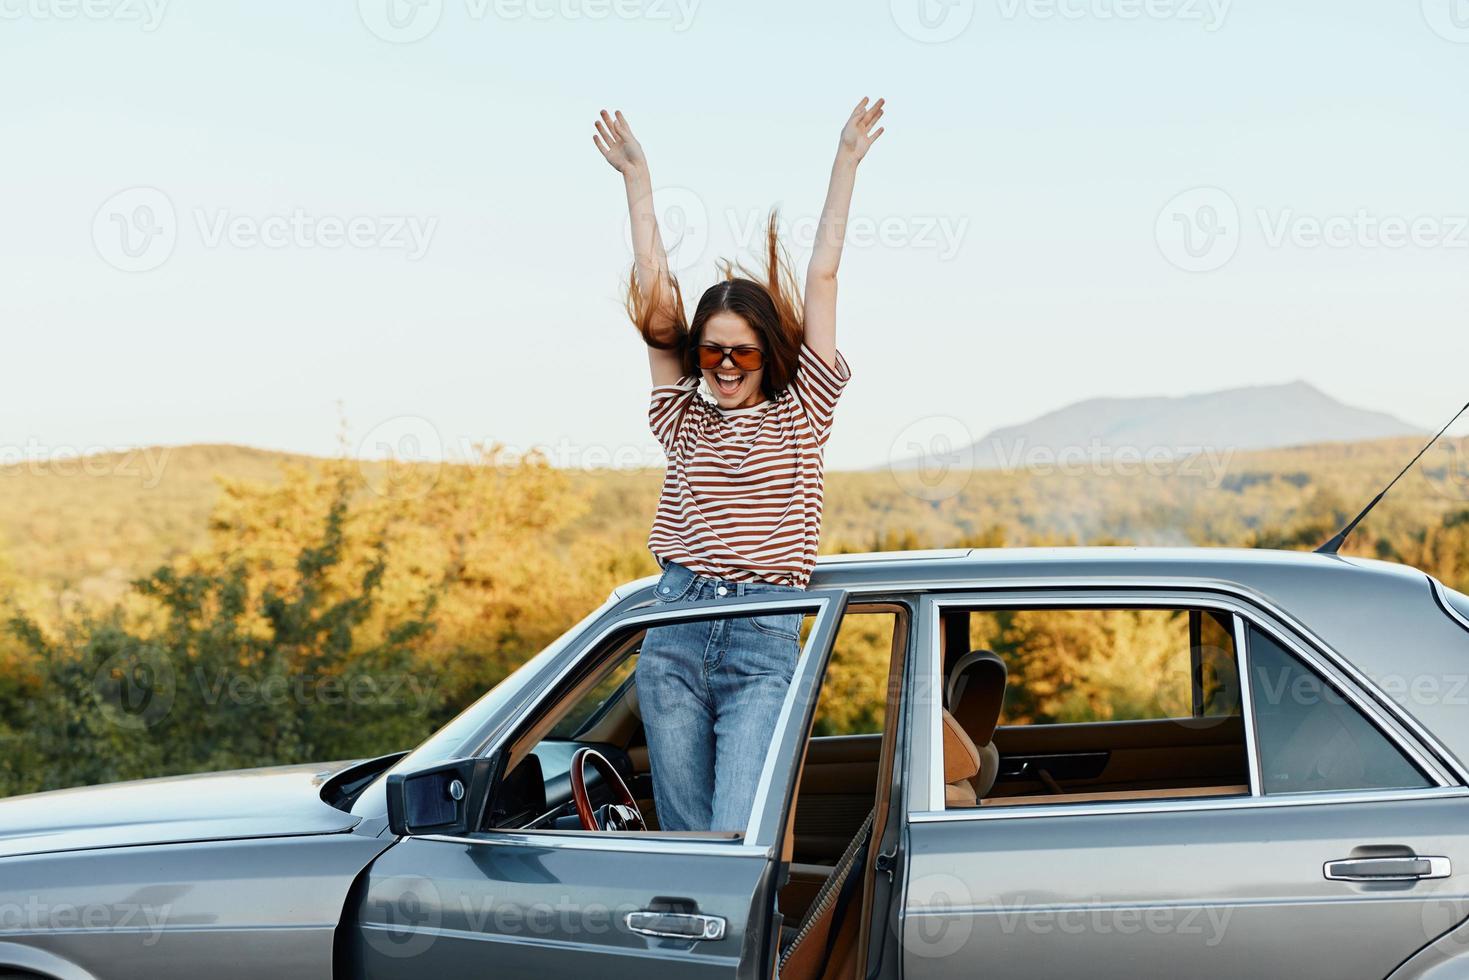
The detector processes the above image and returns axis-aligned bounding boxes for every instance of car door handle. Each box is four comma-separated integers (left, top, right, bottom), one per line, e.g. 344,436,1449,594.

624,910,727,941
1324,856,1451,881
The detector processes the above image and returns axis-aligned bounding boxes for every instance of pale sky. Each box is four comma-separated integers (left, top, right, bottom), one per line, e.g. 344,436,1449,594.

3,0,1467,472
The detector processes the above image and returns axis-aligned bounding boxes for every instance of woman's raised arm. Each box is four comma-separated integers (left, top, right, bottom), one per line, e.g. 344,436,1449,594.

594,109,684,387
804,97,885,369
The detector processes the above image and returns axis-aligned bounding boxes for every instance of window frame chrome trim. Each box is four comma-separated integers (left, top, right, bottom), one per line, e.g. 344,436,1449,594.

414,831,770,857
908,785,1469,824
1232,612,1264,797
913,586,1457,818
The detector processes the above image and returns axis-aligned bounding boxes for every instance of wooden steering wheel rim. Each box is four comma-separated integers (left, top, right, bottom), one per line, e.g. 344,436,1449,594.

569,746,645,831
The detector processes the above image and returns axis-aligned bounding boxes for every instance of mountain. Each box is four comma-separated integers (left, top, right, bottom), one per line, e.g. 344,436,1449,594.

893,381,1425,470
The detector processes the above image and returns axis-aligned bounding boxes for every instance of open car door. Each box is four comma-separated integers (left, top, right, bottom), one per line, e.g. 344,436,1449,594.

343,588,849,979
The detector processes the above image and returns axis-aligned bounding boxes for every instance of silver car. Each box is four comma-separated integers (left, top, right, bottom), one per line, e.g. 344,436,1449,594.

3,547,1469,979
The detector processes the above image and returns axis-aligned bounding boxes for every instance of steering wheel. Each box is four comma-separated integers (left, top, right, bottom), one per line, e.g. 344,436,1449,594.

569,747,647,832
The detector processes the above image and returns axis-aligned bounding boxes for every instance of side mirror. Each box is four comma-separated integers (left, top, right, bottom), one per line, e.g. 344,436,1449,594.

386,753,501,837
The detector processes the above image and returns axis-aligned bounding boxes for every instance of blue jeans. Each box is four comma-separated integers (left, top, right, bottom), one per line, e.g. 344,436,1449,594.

634,560,805,833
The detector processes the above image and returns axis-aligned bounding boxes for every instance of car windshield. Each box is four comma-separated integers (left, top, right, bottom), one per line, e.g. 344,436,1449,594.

351,594,622,815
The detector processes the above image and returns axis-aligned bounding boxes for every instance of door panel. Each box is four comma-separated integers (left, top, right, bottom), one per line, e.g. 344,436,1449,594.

790,733,882,861
906,591,1469,980
343,835,771,978
904,795,1469,980
348,589,850,979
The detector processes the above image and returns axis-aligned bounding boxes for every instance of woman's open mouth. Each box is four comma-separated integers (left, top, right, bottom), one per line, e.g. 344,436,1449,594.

714,372,743,396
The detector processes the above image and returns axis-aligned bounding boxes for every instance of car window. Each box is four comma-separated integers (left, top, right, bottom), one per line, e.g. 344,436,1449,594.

550,656,636,739
487,600,824,837
966,607,1226,723
811,611,899,736
1246,626,1431,795
941,605,1249,811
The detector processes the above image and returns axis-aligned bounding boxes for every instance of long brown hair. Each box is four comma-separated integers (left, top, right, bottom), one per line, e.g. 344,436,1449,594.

625,210,803,401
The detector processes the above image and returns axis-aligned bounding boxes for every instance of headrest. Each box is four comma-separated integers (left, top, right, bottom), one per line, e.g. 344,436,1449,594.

941,708,982,784
946,649,1007,746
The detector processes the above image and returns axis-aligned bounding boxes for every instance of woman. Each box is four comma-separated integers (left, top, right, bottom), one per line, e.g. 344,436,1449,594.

593,98,885,833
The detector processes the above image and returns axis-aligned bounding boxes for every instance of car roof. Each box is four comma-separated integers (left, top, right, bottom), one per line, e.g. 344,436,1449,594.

613,546,1426,599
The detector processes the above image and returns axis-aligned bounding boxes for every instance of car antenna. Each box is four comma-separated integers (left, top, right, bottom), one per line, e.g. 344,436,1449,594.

1315,398,1469,555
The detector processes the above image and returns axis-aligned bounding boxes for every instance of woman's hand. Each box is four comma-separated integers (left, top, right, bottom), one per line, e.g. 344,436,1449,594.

593,109,648,177
837,97,885,163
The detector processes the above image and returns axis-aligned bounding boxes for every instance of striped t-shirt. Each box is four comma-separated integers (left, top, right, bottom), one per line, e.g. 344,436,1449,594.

647,341,852,589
